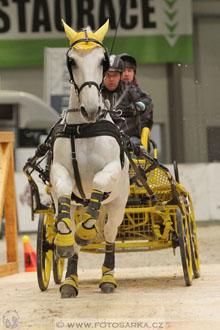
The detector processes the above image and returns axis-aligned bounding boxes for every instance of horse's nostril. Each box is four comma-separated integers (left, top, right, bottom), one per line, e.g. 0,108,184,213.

98,106,101,113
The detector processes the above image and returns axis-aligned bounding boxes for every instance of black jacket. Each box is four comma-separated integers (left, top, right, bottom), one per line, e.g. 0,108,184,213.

102,81,153,138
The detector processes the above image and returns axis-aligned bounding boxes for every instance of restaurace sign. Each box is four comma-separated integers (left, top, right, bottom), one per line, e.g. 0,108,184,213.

0,0,157,33
0,0,193,66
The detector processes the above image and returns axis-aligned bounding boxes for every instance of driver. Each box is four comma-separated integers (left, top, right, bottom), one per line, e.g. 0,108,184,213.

102,55,153,146
119,53,137,86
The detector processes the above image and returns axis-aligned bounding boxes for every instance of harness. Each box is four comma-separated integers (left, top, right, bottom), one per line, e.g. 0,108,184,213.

52,119,125,205
66,31,109,100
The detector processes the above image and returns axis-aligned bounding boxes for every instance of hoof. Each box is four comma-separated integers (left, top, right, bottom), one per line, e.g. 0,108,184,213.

56,245,74,258
54,232,75,257
74,233,91,246
60,284,77,298
100,282,116,294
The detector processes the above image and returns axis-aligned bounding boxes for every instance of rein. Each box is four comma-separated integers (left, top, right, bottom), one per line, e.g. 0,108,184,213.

61,107,123,122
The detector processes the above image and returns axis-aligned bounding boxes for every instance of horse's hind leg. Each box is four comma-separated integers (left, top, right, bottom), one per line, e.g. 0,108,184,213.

99,193,129,293
99,242,117,293
60,253,78,298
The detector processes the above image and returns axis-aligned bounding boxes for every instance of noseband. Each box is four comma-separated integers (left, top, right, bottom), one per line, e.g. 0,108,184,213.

66,31,109,99
73,80,101,97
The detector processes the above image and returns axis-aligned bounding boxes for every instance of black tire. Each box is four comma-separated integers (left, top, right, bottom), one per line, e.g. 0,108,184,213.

176,209,193,286
183,197,200,278
37,214,53,291
53,250,65,284
173,160,180,183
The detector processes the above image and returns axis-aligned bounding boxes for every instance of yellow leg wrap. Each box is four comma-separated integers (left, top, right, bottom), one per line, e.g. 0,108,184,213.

75,189,102,246
99,266,117,288
102,265,112,274
75,221,98,241
60,275,78,297
58,217,72,229
99,274,117,288
54,232,74,247
82,212,93,223
54,218,74,247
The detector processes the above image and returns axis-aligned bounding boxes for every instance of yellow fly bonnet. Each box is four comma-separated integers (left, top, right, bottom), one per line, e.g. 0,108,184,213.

62,19,109,50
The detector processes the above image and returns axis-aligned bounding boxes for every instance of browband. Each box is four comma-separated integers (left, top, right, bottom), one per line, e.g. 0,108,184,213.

71,37,107,52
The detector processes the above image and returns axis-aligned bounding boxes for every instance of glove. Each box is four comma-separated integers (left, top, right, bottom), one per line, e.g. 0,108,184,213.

132,102,145,112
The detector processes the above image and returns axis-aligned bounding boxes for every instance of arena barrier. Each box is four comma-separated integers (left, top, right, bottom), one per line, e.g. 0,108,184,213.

0,132,19,276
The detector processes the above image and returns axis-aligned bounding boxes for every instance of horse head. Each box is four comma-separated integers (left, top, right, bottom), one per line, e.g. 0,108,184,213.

63,19,109,122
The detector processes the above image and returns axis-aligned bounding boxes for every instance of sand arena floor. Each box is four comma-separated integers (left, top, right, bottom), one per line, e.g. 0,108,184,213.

0,224,219,330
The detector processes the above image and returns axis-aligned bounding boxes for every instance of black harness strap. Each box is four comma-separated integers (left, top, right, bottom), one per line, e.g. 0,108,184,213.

54,120,124,166
70,135,86,199
55,120,121,143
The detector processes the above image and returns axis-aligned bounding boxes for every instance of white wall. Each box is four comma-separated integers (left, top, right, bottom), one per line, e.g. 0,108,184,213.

0,68,44,99
181,1,220,162
167,162,220,221
136,63,170,161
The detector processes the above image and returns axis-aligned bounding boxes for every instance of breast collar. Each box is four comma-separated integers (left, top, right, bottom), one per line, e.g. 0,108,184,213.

52,119,125,169
54,119,120,144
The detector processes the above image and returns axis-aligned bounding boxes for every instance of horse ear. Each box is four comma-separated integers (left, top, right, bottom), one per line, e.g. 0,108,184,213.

94,19,109,42
62,19,77,45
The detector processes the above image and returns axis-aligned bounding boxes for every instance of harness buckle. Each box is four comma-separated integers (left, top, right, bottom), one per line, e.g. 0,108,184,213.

115,109,123,116
72,151,76,160
77,126,81,135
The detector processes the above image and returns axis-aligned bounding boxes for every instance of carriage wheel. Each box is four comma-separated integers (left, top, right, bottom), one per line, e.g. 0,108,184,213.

53,250,65,284
183,197,200,278
176,209,193,286
37,214,53,291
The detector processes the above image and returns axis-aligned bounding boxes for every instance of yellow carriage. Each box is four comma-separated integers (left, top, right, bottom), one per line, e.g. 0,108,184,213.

23,127,200,291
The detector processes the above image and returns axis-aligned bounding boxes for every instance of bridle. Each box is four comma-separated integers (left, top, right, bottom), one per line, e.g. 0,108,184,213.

66,30,109,100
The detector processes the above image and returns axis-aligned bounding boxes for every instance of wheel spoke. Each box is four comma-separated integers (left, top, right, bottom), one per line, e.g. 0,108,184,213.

53,250,65,284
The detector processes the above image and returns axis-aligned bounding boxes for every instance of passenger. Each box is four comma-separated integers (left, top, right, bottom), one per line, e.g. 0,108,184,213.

102,55,153,147
119,53,137,86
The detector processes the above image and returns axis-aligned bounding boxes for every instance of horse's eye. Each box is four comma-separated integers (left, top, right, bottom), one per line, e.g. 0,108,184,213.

67,57,76,70
101,57,109,73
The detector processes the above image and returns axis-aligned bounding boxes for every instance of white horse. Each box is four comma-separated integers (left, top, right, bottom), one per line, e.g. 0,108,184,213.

50,19,129,298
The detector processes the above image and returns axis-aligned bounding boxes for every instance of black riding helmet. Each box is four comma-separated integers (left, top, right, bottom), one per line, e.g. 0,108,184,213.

119,53,136,72
108,55,124,73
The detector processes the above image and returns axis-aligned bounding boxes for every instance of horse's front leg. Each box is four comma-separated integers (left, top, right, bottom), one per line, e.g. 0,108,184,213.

51,162,75,258
74,160,123,246
60,253,79,298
